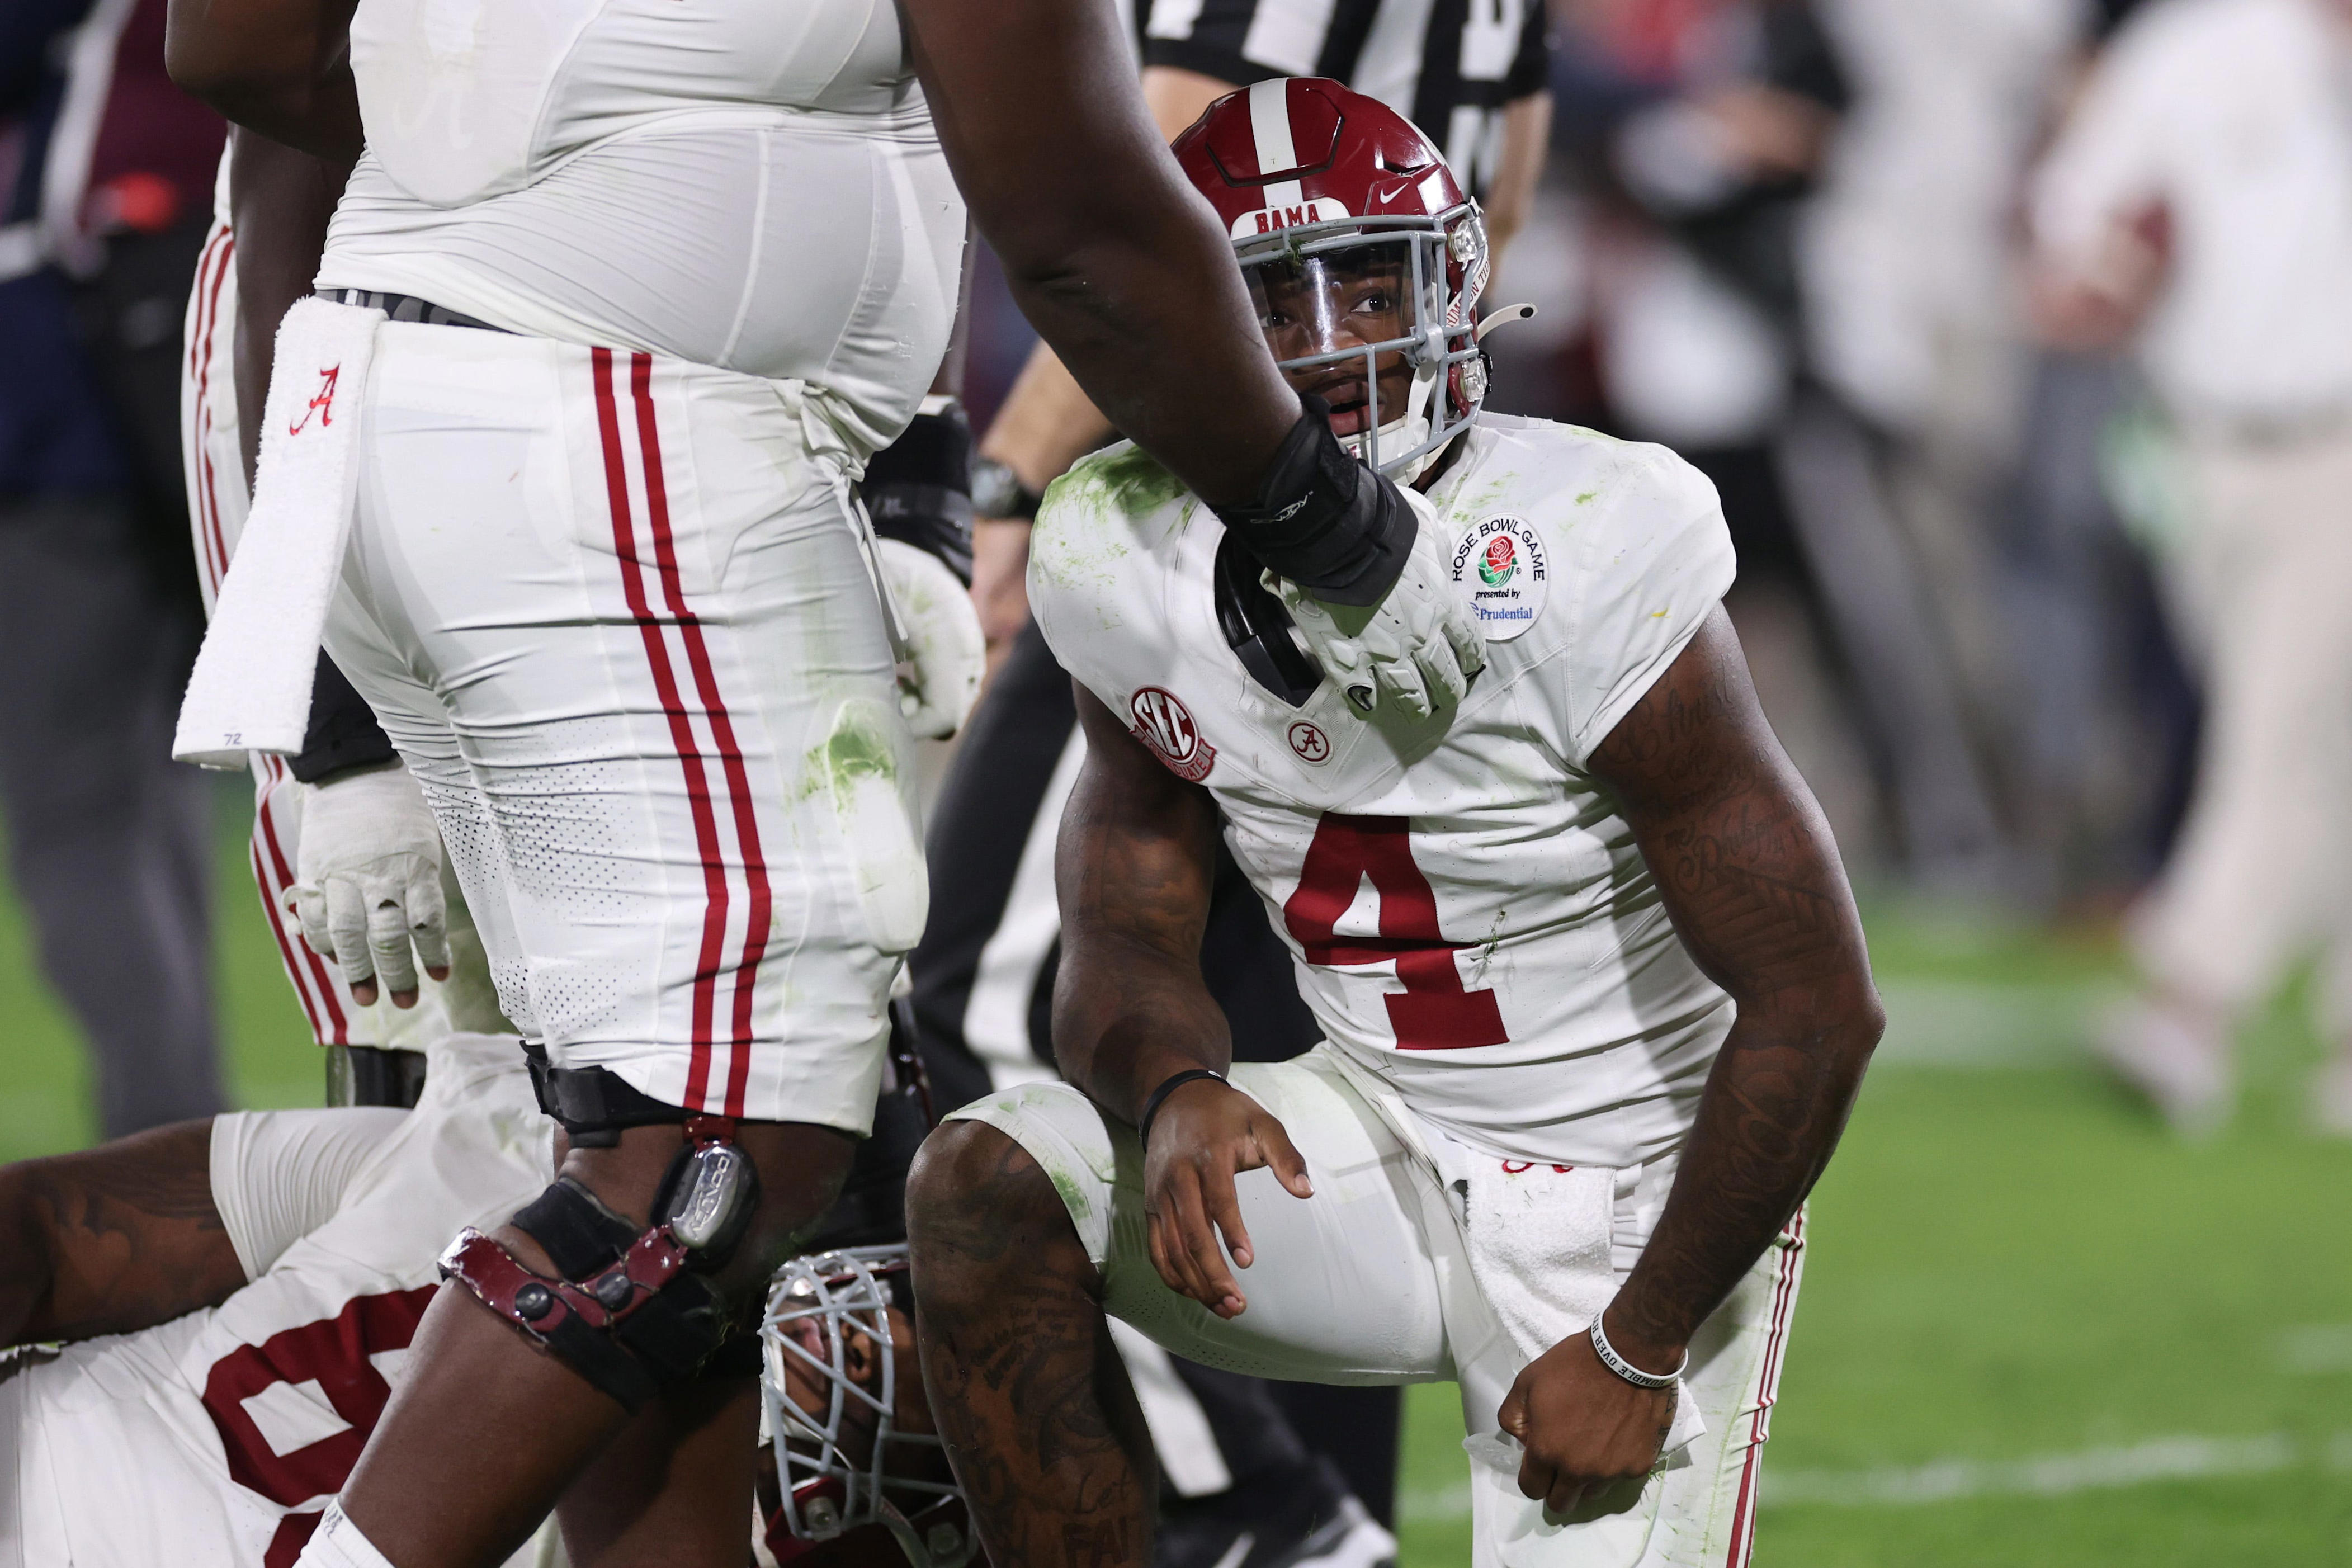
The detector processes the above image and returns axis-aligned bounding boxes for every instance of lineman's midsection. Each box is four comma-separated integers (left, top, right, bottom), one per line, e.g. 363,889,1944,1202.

319,114,965,455
320,323,920,1129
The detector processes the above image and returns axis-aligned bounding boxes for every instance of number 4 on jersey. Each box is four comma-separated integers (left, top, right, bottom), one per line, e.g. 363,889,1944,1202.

1282,814,1509,1050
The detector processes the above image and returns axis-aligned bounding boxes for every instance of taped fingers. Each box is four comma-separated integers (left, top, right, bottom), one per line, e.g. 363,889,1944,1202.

365,880,421,999
320,877,380,995
403,858,452,980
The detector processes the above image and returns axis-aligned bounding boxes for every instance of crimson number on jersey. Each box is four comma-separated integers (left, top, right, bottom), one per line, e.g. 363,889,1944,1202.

1281,814,1509,1049
200,1286,437,1567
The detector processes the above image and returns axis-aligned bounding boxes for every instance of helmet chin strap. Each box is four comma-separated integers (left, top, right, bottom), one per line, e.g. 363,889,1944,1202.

1340,346,1446,482
1343,411,1439,484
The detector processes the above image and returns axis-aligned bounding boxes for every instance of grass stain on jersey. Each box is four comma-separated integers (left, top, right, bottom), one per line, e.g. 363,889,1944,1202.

1061,443,1188,518
1032,446,1169,600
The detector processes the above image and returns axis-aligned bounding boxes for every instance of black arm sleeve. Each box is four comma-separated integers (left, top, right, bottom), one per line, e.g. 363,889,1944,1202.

289,651,396,784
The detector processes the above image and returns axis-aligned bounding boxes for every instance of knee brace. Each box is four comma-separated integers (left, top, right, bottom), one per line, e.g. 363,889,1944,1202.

438,1113,759,1411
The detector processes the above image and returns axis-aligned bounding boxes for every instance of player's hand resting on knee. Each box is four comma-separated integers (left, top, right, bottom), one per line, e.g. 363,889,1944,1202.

287,761,450,1008
1497,1310,1680,1517
1143,1077,1312,1320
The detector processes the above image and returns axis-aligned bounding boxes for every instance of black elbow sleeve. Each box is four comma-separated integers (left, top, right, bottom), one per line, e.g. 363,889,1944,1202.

1207,396,1415,607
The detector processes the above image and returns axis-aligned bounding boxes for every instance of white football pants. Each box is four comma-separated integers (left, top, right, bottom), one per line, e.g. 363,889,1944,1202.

950,1048,1806,1568
319,322,920,1130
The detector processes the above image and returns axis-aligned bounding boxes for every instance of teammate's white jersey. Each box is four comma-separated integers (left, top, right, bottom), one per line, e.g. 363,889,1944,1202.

318,0,964,455
1027,414,1739,1170
0,1034,549,1568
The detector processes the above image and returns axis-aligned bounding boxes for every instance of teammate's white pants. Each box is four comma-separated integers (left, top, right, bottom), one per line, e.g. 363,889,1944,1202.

319,323,920,1128
948,1049,1805,1568
2133,428,2352,1033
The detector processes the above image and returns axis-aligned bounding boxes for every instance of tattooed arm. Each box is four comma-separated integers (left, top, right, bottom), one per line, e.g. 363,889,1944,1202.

1498,604,1883,1512
1054,688,1314,1318
0,1121,248,1347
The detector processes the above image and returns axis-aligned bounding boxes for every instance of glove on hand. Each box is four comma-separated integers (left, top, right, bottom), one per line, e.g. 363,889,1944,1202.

1267,483,1487,720
286,762,448,1007
879,537,985,739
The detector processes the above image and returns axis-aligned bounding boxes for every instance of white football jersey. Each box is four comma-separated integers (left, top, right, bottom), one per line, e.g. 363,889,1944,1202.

0,1035,549,1568
320,0,964,455
1028,414,1739,1169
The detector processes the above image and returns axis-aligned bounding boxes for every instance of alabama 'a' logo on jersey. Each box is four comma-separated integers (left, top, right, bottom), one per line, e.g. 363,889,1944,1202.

1128,687,1216,782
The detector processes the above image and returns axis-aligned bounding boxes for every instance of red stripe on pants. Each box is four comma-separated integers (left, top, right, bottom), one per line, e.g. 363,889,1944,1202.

627,354,771,1117
1725,1210,1805,1567
189,229,237,593
254,760,350,1044
591,348,730,1109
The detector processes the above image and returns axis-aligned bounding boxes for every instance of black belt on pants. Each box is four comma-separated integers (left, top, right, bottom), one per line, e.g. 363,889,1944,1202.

314,287,510,333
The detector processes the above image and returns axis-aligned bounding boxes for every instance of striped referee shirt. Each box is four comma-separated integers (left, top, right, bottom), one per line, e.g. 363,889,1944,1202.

1139,0,1551,198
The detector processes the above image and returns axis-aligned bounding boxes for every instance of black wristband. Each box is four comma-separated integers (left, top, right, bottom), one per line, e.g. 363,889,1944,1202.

291,652,396,784
1136,1069,1227,1148
1208,394,1417,607
862,411,976,584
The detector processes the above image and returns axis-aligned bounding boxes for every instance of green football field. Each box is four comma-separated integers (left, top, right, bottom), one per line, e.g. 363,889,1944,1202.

1,784,2348,1563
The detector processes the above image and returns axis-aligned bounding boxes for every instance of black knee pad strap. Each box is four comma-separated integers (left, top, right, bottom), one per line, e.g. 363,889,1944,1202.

511,1177,641,1279
438,1118,758,1410
521,1042,694,1146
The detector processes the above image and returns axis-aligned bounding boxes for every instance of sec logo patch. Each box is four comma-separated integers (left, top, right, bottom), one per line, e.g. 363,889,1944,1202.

1287,721,1331,764
1451,515,1548,641
1128,687,1216,782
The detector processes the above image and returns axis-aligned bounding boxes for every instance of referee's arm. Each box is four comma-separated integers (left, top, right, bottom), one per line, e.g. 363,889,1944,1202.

1484,0,1556,260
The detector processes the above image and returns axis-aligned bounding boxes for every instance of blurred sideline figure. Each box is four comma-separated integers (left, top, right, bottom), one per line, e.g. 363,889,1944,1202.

2033,0,2352,1135
913,6,1554,1558
0,0,225,1137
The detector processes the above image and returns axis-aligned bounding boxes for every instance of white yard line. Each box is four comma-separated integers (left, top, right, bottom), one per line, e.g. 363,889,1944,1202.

1868,977,2120,1070
2278,1324,2352,1375
1397,1432,2351,1522
1763,1433,2302,1506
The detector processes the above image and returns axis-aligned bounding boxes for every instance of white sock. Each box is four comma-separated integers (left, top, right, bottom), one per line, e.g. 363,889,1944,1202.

291,1500,400,1568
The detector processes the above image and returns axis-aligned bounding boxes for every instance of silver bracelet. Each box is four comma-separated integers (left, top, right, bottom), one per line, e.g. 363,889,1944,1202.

1588,1314,1686,1390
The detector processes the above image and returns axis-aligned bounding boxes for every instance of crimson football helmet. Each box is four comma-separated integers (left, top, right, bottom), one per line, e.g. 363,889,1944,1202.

1173,78,1501,482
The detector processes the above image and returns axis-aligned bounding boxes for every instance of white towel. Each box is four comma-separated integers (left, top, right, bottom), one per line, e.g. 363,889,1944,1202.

1445,1149,1708,1473
173,296,385,768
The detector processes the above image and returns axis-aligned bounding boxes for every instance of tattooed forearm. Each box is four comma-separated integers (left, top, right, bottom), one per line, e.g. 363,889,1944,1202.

0,1120,247,1347
1587,607,1883,1361
1052,687,1234,1123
